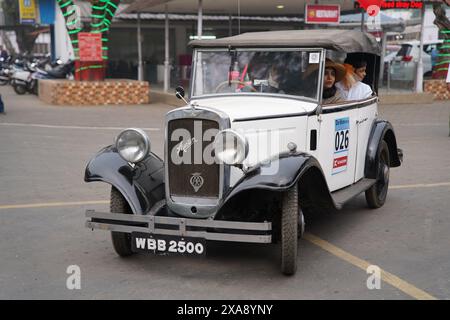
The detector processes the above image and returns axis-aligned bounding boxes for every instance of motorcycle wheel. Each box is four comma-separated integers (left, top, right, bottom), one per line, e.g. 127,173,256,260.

13,84,27,95
32,81,38,95
0,79,8,86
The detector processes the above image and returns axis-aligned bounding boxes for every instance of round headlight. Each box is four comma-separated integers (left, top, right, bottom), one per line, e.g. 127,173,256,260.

115,128,150,163
213,129,248,165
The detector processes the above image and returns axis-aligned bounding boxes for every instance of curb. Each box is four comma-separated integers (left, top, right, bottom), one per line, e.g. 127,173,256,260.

378,92,435,105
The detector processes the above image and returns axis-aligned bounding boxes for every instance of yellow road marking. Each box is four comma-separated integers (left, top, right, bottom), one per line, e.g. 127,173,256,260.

390,182,450,190
0,199,439,299
303,233,437,300
0,200,109,210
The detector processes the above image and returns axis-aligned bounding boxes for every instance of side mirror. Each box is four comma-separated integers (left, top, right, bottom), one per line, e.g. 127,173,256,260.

175,86,185,99
175,86,189,105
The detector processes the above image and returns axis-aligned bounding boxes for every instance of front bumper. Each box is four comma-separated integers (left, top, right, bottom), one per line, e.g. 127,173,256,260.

85,210,272,244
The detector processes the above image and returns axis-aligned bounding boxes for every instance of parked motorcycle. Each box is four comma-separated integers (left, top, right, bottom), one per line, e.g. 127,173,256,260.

12,60,74,95
11,61,38,95
0,56,13,86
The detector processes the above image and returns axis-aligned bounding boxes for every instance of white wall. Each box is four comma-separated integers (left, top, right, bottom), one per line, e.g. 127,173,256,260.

54,2,74,62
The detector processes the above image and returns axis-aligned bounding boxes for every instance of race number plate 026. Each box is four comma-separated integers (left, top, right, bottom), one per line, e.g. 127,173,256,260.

131,232,206,256
332,117,350,175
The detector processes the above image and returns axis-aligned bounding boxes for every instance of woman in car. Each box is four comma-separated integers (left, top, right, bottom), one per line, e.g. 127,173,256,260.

336,57,373,101
322,58,346,104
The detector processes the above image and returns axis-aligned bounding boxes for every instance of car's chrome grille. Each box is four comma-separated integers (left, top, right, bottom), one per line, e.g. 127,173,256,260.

167,118,220,198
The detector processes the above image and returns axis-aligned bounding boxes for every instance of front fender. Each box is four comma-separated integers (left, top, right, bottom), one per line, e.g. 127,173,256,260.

84,145,165,214
365,120,402,179
220,152,332,209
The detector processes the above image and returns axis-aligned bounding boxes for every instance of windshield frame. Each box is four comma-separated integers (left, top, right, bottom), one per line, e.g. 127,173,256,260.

190,47,325,103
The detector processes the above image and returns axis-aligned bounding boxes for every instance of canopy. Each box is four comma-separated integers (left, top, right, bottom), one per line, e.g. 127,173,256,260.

190,29,381,55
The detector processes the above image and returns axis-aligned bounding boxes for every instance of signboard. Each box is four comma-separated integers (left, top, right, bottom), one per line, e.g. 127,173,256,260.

381,1,423,9
39,0,56,25
19,0,37,24
78,33,103,62
305,4,340,24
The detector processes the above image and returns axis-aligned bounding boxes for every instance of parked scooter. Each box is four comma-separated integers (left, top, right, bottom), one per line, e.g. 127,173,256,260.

12,59,72,95
11,61,38,95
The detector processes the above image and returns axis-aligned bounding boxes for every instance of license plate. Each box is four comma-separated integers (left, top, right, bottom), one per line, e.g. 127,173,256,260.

131,232,206,256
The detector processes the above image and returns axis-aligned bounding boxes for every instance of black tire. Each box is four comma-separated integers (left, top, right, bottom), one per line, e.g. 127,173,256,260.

110,187,134,257
13,84,27,95
32,81,38,95
280,185,299,275
0,79,8,86
365,140,390,209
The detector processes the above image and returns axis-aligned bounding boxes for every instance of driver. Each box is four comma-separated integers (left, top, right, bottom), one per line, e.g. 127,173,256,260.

254,64,285,94
261,64,285,94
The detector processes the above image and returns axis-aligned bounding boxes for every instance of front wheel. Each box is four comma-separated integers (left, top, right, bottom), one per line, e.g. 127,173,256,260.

110,187,134,257
365,140,390,208
280,185,299,275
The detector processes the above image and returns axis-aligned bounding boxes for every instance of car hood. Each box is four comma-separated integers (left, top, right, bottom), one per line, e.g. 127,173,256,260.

189,96,317,121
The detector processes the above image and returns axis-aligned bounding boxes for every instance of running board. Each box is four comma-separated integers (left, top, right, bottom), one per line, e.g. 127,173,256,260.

331,178,377,209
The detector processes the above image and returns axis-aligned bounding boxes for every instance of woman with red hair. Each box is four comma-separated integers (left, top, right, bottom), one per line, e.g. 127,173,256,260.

336,58,373,101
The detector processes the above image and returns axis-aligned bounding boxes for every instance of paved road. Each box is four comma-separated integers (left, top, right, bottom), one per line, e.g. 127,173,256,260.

0,86,449,299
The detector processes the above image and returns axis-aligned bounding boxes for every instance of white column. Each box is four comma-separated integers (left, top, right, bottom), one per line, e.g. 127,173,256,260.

164,4,170,92
137,12,144,81
415,5,425,93
197,0,203,40
379,32,387,82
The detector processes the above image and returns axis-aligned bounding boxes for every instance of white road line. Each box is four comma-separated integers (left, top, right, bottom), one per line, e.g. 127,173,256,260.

0,122,161,131
395,123,447,127
390,182,450,189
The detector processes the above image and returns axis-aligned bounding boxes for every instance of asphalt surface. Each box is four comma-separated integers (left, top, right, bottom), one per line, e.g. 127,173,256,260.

0,85,449,300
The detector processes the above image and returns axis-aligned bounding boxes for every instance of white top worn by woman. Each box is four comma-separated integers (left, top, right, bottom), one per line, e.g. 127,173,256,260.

336,81,373,101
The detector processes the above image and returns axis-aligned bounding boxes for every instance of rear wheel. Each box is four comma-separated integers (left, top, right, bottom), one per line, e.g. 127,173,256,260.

365,141,390,208
110,187,134,257
0,79,8,86
13,84,26,95
280,185,299,275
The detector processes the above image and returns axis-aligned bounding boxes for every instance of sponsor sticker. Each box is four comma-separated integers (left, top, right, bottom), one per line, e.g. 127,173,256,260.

309,52,320,64
333,117,349,175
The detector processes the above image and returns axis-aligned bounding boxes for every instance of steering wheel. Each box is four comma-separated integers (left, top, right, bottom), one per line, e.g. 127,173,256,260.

214,80,257,93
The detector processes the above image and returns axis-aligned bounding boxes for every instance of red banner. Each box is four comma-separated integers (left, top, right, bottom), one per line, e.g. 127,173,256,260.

78,33,103,62
305,4,340,24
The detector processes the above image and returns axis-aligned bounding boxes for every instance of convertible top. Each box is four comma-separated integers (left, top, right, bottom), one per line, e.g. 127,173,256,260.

189,29,381,55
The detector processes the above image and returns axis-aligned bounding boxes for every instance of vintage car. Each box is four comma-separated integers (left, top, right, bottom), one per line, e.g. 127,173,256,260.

85,29,403,275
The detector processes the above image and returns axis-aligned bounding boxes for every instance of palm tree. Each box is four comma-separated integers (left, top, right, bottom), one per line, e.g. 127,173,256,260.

432,2,450,79
58,0,121,80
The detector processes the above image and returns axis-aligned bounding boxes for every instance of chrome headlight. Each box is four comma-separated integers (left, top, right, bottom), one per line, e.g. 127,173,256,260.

213,129,248,165
115,128,150,163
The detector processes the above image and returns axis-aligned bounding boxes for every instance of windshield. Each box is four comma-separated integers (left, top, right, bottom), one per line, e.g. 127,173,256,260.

192,49,322,100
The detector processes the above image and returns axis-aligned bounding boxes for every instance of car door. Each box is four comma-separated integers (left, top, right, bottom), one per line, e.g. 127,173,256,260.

354,98,378,182
316,105,359,192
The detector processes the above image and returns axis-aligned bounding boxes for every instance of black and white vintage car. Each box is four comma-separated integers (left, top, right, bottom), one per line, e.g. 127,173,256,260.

85,30,403,275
